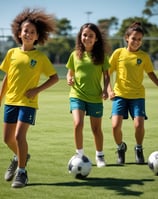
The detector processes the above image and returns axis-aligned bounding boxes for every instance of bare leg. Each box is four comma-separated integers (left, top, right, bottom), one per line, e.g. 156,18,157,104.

90,116,106,167
112,115,127,164
90,116,103,151
72,109,85,150
111,115,123,145
134,116,145,145
15,121,30,168
3,123,17,154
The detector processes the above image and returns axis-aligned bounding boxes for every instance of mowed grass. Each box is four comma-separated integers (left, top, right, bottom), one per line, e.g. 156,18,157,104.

0,72,158,199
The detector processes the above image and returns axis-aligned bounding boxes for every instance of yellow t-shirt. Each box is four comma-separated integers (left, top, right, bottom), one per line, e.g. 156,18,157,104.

0,47,57,108
109,47,154,99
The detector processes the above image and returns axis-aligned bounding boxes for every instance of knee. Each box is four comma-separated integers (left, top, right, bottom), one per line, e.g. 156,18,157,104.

134,120,144,131
112,124,121,133
74,120,83,130
3,135,13,145
135,123,144,132
91,126,102,135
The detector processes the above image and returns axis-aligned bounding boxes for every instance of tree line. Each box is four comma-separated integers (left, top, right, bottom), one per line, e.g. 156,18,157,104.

0,0,158,63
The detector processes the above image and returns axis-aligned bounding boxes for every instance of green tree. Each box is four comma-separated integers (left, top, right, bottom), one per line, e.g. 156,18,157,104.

97,17,118,36
117,17,151,36
143,0,158,17
55,18,73,36
38,18,75,64
0,36,16,62
38,37,75,63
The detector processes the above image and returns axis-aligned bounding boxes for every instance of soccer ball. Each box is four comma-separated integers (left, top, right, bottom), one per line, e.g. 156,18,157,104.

68,154,92,179
148,151,158,176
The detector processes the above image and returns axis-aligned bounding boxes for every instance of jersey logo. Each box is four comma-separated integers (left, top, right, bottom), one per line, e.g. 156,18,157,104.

137,58,142,65
30,59,37,67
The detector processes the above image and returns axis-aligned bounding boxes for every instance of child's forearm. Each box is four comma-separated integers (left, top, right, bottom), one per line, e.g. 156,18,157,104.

0,74,7,102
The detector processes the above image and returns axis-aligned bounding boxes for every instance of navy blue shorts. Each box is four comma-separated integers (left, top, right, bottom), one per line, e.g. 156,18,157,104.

112,97,147,119
4,105,36,125
70,97,103,118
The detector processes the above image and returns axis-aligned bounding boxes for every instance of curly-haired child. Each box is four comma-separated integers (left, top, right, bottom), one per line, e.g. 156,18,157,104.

0,8,59,188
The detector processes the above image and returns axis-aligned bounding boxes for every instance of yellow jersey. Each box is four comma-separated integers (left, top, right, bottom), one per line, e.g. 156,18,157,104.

109,47,154,99
0,47,57,108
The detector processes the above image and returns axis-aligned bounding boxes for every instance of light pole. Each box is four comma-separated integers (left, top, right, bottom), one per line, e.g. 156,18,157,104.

85,11,92,22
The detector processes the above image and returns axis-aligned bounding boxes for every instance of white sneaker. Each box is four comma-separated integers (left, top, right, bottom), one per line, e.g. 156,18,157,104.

96,155,106,168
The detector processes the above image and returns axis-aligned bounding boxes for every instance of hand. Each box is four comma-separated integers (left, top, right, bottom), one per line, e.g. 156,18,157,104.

67,76,74,86
108,91,115,100
102,91,108,100
25,88,39,99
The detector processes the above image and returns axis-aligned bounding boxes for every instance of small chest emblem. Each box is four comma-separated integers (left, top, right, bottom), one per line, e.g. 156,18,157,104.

30,59,37,67
137,58,142,65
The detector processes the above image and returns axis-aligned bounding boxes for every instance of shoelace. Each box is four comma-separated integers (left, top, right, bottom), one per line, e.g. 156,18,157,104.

8,160,18,171
14,172,27,182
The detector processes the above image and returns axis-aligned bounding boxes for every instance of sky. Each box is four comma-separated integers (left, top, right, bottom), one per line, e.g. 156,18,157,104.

0,0,157,36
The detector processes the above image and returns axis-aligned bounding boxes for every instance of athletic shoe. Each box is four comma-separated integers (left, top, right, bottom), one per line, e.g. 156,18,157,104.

12,170,28,188
96,155,106,167
116,142,127,165
135,146,145,164
4,154,31,181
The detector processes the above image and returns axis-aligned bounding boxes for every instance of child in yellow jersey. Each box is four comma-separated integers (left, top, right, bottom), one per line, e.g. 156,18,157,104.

108,22,158,165
0,8,59,188
66,23,110,168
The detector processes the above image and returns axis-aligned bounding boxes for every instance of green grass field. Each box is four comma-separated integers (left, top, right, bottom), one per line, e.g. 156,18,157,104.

0,71,158,199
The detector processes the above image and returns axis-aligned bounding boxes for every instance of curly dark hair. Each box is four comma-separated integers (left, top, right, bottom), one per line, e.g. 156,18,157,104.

75,23,110,65
11,8,56,45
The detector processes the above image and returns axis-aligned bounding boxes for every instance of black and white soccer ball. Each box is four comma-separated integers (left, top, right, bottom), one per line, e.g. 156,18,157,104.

148,151,158,176
68,154,92,179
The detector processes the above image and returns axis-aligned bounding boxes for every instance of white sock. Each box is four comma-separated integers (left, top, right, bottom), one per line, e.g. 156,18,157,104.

76,149,84,156
136,144,142,149
117,142,125,150
96,151,104,157
17,167,25,174
14,155,18,161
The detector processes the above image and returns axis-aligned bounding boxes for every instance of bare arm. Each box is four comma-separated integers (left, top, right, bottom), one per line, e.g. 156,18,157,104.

107,70,115,100
66,69,74,86
148,72,158,86
0,74,7,105
102,70,110,100
25,74,59,99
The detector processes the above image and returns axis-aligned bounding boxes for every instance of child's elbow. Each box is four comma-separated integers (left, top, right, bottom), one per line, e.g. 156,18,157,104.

54,74,59,83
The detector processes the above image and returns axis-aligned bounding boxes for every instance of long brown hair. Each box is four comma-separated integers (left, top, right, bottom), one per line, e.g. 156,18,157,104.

75,23,109,65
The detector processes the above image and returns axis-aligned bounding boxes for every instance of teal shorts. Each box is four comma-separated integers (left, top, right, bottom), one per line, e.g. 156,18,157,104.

112,97,147,119
70,97,103,118
4,105,36,125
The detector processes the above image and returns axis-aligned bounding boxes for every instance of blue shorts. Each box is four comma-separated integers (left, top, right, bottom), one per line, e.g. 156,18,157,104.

70,98,103,118
4,105,36,125
112,97,147,119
